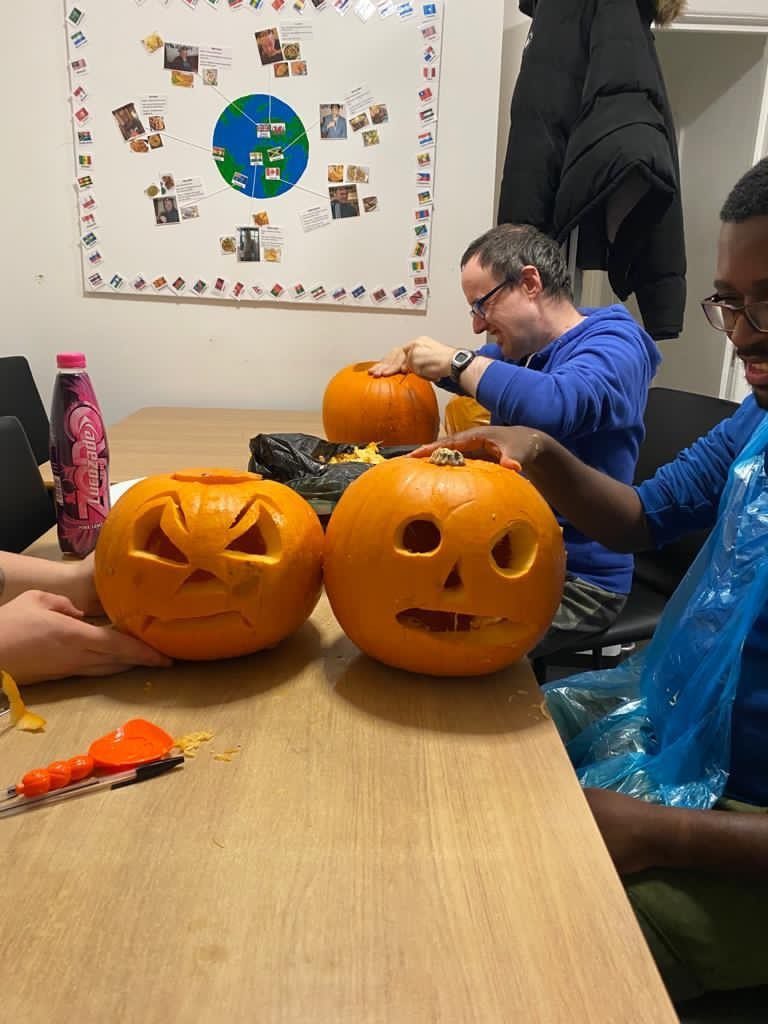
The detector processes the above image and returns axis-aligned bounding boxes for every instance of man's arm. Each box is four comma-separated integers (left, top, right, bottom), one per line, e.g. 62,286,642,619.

368,338,500,395
413,426,652,552
585,788,768,876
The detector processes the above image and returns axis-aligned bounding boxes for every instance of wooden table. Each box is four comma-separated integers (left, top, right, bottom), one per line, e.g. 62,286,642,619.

6,408,677,1023
40,406,324,485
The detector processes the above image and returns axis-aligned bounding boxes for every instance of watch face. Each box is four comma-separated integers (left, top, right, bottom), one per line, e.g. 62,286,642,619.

454,350,471,368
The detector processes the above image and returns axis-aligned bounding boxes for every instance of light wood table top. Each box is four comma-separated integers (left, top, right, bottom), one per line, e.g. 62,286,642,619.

40,406,324,485
9,408,677,1023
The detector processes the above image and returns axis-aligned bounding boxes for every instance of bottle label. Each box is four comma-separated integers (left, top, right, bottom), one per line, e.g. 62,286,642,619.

50,371,110,557
64,403,109,522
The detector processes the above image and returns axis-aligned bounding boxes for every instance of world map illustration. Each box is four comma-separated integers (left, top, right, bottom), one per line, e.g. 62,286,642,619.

211,93,309,199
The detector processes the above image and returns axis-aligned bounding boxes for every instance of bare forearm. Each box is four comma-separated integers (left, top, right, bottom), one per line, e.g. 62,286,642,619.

525,433,652,552
646,804,768,875
0,553,80,607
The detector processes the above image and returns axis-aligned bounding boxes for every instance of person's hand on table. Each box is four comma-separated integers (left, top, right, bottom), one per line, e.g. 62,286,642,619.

0,590,172,684
411,425,548,472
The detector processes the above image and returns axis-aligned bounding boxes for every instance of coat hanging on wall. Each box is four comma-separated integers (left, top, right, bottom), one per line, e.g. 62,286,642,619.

497,0,688,341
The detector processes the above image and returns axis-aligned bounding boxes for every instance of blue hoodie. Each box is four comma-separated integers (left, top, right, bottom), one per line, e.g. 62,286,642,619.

439,305,661,594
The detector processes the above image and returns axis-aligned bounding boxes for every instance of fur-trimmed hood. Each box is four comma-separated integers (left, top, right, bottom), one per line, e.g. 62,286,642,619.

653,0,686,25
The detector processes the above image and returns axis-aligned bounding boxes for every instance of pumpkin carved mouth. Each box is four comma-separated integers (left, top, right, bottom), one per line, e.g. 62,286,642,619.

396,608,518,634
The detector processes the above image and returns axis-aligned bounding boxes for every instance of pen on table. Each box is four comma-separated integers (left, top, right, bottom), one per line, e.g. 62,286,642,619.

0,756,184,819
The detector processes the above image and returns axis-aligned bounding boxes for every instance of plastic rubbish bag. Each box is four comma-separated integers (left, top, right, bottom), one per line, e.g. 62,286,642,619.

544,413,768,808
248,433,412,504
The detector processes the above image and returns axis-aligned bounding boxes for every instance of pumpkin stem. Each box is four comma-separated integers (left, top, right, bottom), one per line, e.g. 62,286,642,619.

429,447,465,466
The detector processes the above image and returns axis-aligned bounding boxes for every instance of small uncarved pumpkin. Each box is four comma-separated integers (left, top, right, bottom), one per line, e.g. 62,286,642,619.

322,361,439,445
324,452,565,676
94,468,324,661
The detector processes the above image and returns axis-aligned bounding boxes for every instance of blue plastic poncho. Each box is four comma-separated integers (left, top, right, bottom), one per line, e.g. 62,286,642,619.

544,412,768,808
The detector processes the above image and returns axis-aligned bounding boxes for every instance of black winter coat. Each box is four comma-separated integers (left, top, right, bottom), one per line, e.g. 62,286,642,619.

497,0,686,341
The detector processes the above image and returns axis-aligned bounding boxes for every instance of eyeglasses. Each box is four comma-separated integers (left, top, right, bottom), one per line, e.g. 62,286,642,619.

701,295,768,335
469,278,516,320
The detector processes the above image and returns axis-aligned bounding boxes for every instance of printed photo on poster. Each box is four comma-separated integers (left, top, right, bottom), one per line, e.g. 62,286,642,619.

329,185,360,219
319,103,348,140
237,226,261,262
153,196,180,224
164,43,200,73
255,28,283,65
112,102,145,141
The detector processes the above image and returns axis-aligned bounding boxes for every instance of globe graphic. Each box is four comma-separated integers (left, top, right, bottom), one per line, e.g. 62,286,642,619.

211,94,309,199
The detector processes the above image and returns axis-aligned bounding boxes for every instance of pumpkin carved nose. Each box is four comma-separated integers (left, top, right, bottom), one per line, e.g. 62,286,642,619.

443,563,462,590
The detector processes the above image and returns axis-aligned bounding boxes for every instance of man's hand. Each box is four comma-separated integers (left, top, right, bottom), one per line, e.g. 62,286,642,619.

400,337,457,381
0,590,172,684
584,788,670,876
369,337,458,381
369,346,409,377
411,425,548,472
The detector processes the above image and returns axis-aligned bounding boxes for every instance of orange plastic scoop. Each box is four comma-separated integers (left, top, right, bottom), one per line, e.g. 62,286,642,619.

88,719,174,772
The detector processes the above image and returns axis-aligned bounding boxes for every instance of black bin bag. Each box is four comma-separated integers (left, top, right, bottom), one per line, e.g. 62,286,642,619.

248,433,413,505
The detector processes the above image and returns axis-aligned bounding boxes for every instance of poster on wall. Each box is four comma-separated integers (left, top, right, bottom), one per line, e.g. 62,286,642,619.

64,0,444,310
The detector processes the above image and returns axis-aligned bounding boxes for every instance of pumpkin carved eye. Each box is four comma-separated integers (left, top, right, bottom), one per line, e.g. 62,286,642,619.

133,501,189,565
491,522,538,576
398,518,441,554
227,523,268,555
225,502,283,561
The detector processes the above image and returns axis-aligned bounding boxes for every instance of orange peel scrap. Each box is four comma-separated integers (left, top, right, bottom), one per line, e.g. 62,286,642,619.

1,670,47,732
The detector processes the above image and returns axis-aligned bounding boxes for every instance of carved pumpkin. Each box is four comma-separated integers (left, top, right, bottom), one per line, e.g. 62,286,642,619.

322,361,439,445
94,468,324,661
324,451,565,676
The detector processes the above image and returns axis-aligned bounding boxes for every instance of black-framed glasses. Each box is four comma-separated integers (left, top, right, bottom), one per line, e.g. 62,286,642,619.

469,278,516,320
701,295,768,335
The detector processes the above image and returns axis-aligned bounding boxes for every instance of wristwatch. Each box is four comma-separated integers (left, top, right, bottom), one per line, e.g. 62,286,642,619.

450,348,476,384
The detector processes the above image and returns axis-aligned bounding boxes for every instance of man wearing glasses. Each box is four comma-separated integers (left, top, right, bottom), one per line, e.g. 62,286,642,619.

413,160,768,1003
371,223,661,657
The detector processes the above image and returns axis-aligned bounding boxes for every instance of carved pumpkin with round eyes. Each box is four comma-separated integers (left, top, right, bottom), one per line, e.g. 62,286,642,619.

324,451,565,676
322,361,439,445
94,468,324,661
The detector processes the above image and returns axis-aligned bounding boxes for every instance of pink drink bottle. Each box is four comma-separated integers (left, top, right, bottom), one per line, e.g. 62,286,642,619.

49,352,111,556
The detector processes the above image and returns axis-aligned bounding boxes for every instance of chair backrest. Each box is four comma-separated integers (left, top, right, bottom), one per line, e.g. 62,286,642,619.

633,387,739,595
0,415,55,553
0,356,50,465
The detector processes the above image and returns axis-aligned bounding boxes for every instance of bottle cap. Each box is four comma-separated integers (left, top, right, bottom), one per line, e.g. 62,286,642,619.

56,352,86,369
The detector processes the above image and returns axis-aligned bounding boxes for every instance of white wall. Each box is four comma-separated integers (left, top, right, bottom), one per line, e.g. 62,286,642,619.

653,29,768,397
1,1,505,425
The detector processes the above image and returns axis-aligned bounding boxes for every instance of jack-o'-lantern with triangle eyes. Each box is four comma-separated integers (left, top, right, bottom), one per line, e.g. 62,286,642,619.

94,469,324,661
324,450,565,677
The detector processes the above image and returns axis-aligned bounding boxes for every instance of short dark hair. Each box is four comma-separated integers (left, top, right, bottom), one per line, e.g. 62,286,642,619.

460,224,572,301
720,158,768,223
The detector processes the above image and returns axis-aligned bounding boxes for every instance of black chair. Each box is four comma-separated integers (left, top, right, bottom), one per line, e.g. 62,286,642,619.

0,415,56,552
533,387,740,683
0,355,50,465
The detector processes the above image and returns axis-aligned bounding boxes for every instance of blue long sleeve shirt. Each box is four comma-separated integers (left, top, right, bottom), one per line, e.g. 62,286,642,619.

636,395,768,805
439,305,661,594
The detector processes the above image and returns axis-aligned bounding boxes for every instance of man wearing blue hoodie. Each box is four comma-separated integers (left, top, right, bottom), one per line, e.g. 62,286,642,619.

370,224,661,655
